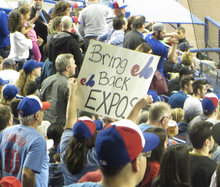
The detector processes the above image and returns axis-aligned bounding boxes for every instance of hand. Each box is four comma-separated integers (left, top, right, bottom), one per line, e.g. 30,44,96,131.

148,21,156,26
169,36,178,45
136,95,153,109
67,78,78,94
174,124,179,136
35,11,39,19
37,36,44,46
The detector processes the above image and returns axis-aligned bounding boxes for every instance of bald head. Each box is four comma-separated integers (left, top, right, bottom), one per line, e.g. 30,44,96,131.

61,16,73,30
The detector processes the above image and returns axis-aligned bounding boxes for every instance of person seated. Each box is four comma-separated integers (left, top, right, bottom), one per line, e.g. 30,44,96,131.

97,15,127,47
173,51,194,72
47,122,64,163
139,127,168,187
0,58,20,85
151,144,191,187
15,59,43,96
0,85,19,106
168,76,194,109
188,122,217,187
176,26,189,45
167,66,194,96
183,79,207,123
10,99,21,125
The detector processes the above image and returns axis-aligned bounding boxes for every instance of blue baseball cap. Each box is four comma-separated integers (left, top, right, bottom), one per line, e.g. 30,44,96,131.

95,120,159,167
0,78,9,86
17,95,50,117
3,85,19,100
73,117,97,141
23,60,43,74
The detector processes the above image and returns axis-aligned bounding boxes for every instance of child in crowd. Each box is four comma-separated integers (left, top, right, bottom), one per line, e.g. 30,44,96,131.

18,6,43,62
97,15,127,47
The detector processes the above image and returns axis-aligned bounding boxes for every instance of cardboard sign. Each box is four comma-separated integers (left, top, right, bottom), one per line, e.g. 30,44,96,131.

76,40,160,120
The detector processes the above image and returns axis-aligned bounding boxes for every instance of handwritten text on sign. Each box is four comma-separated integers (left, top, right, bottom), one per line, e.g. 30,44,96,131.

76,40,160,120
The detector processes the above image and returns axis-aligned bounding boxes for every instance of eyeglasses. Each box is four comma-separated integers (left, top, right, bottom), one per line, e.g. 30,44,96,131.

139,151,152,158
161,116,172,121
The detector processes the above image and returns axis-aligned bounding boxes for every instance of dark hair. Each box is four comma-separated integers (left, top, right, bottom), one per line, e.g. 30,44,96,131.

26,80,38,95
51,1,71,19
192,79,206,94
180,75,194,90
18,6,30,15
132,15,145,29
8,11,23,33
153,144,190,187
189,121,213,149
99,164,127,178
113,15,125,30
125,15,135,34
144,127,167,162
63,131,98,175
177,26,185,34
0,105,11,131
47,123,64,145
10,99,21,119
135,42,152,53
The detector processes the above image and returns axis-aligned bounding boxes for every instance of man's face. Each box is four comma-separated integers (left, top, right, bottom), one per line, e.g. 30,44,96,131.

176,29,185,40
69,57,77,77
33,0,43,11
185,80,193,94
158,29,166,40
208,136,215,152
200,85,207,98
113,8,126,16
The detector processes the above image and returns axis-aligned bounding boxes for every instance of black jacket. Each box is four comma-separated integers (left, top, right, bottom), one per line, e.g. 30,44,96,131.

49,31,83,76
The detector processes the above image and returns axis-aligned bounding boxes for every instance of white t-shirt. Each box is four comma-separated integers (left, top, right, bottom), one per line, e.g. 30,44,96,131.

0,70,20,85
8,31,33,61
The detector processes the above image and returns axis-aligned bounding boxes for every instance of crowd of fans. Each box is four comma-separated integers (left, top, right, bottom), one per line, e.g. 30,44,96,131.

0,0,220,187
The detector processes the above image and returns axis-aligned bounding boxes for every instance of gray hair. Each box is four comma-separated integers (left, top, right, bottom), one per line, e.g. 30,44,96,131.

19,113,36,125
148,102,171,122
55,53,74,72
132,16,145,29
18,0,30,8
61,16,73,30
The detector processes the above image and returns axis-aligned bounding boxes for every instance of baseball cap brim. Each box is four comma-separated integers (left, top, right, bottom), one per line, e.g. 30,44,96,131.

36,62,44,68
119,4,128,9
142,132,160,152
78,5,86,8
41,102,51,111
1,80,9,85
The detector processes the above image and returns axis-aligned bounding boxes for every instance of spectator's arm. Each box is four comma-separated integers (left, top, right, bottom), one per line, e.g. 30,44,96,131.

127,95,153,123
21,167,35,187
167,37,178,63
64,78,78,129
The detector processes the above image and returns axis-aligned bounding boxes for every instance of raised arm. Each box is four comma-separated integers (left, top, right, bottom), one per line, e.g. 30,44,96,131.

64,78,78,129
127,95,153,123
167,37,178,63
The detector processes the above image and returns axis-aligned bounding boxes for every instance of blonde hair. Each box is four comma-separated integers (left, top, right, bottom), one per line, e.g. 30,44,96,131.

15,70,32,96
0,97,14,106
181,52,193,66
48,16,62,35
171,108,184,123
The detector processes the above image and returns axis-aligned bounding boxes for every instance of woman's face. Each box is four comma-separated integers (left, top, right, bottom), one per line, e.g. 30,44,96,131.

32,67,42,78
64,7,71,16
